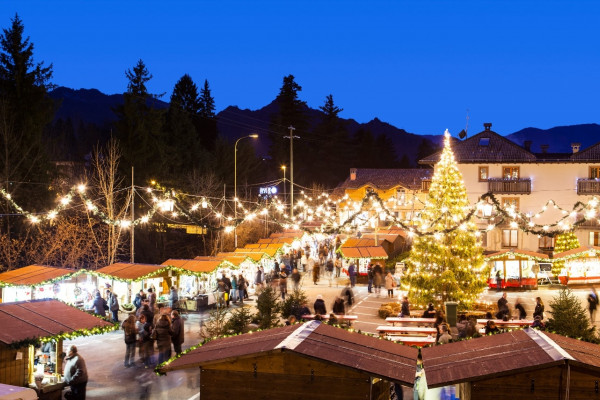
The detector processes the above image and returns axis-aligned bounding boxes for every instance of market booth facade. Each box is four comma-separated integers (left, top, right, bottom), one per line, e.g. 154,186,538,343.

338,237,389,275
0,265,90,305
486,250,549,289
554,246,600,285
158,321,417,400
161,258,226,309
0,299,114,398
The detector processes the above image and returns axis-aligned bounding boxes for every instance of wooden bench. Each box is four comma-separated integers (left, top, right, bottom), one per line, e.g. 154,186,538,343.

302,315,358,325
376,326,437,336
477,319,533,328
385,317,435,326
385,335,436,347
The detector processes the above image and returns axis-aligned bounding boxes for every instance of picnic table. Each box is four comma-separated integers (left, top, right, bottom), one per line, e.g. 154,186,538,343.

376,325,437,336
386,335,436,347
385,317,435,326
477,319,533,327
302,314,358,325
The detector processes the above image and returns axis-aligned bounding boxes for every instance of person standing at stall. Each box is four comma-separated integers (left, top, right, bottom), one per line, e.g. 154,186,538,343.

138,314,154,368
385,271,396,298
152,314,173,365
170,310,185,356
121,315,137,367
169,286,179,310
238,274,246,304
348,262,357,287
107,290,119,322
63,345,88,400
147,288,156,313
92,290,107,317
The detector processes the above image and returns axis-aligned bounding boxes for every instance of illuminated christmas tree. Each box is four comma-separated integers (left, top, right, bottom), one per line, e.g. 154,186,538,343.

552,231,580,277
404,130,487,309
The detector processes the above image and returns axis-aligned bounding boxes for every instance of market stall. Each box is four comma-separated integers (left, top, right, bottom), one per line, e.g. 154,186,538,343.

0,265,89,304
161,259,225,309
338,237,389,275
554,246,600,285
232,248,277,275
486,249,549,289
89,262,172,306
0,299,115,397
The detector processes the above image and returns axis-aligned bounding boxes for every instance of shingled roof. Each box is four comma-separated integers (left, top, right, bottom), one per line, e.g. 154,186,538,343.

421,328,600,388
0,265,82,287
336,168,432,191
570,140,600,161
159,321,418,385
420,128,537,164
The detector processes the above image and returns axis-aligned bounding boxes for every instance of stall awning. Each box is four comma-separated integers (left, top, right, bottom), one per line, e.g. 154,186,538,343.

257,237,295,245
0,299,115,346
92,262,167,281
162,259,223,274
234,248,279,258
0,265,82,287
485,249,550,262
339,237,389,259
269,229,305,240
553,246,600,261
210,254,255,267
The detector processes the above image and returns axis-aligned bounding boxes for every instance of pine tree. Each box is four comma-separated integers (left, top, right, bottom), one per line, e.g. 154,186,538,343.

546,288,597,343
552,231,580,277
198,79,218,151
404,130,487,309
256,286,281,329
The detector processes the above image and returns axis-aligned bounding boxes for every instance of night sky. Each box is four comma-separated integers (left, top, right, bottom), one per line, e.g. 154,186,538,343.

1,0,599,136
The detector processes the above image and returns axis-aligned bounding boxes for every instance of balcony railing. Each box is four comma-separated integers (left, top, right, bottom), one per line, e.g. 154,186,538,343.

577,179,600,195
421,179,431,192
487,178,531,194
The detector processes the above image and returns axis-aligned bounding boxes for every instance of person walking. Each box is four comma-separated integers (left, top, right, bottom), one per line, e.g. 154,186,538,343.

367,264,374,293
588,287,598,322
413,351,427,400
92,290,107,317
152,314,173,365
230,275,238,303
121,315,137,367
255,266,264,289
348,262,357,287
279,269,288,300
108,290,119,322
335,256,342,278
533,296,545,320
496,292,509,319
385,271,396,298
169,286,179,310
238,274,246,304
63,345,88,400
514,298,527,320
301,252,308,272
373,264,383,297
147,288,156,313
291,268,301,291
312,261,320,285
170,310,185,356
221,273,232,307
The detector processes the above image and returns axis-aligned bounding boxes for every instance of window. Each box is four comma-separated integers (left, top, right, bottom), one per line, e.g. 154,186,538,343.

480,230,488,247
590,232,600,246
478,166,489,182
479,137,490,146
502,229,518,247
590,167,600,179
502,166,520,179
502,197,520,212
539,236,554,250
396,188,406,204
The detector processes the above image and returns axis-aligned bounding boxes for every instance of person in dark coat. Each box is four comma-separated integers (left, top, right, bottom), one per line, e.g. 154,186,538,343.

140,304,154,328
341,285,354,307
121,315,137,367
107,290,119,322
348,262,357,287
332,297,345,315
152,314,173,365
314,295,327,315
422,303,436,318
588,287,598,322
170,310,185,355
496,292,509,319
400,296,410,317
221,274,232,307
92,291,107,317
533,296,544,320
169,286,179,309
147,288,156,312
279,269,288,300
295,302,311,321
291,268,301,291
133,291,143,311
63,345,88,400
138,314,154,368
515,298,527,320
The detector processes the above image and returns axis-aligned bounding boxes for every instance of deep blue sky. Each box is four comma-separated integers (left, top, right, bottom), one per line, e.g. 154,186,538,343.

1,0,599,136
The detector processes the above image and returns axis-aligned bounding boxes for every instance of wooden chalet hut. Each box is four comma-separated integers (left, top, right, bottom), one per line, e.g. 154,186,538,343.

161,259,225,308
158,321,418,400
0,299,114,390
485,249,550,289
553,246,600,285
338,237,389,274
422,328,600,400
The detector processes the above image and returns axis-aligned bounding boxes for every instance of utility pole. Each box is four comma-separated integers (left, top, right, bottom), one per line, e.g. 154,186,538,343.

130,167,135,263
286,126,299,219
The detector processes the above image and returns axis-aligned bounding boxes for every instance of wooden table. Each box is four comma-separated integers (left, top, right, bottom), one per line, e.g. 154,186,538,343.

477,319,533,328
376,325,437,335
386,335,436,347
302,315,358,324
385,317,435,326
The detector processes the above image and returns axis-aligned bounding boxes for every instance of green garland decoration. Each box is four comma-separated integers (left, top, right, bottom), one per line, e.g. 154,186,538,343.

0,269,88,288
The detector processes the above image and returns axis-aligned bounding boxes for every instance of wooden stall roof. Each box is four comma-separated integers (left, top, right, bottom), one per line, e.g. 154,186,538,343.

233,247,278,258
93,262,165,281
421,328,600,388
257,237,296,245
269,230,305,239
162,259,223,273
0,299,114,345
159,321,418,385
485,249,550,260
210,254,256,267
0,265,82,287
244,243,285,252
339,238,389,259
553,246,600,260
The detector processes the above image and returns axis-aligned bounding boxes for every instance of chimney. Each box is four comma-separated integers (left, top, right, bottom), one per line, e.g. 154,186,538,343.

350,168,357,181
571,142,581,153
541,144,549,154
483,123,492,131
523,141,532,152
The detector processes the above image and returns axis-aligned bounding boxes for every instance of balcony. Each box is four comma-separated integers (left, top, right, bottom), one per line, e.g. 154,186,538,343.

577,178,600,195
487,178,531,194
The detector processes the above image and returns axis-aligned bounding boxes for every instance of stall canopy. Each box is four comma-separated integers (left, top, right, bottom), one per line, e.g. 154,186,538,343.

257,237,295,245
485,249,550,262
0,265,82,288
211,254,258,267
338,238,389,259
158,321,418,385
269,230,305,240
0,299,115,346
421,328,600,388
233,248,279,259
244,243,285,252
92,262,167,282
553,245,600,261
162,259,223,274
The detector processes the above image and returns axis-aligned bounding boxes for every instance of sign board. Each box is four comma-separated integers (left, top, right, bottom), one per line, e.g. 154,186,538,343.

259,186,278,195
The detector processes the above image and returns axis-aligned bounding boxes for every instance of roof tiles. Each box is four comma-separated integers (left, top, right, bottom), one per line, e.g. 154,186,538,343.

0,265,80,286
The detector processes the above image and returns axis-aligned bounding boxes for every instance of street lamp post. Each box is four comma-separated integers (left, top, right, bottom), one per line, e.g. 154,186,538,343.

234,133,258,248
281,165,286,212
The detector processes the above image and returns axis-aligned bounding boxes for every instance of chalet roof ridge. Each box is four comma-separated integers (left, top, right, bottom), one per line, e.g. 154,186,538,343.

275,320,321,350
524,327,575,362
570,139,600,160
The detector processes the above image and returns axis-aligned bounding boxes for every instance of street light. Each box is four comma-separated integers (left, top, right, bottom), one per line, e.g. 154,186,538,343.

234,133,259,248
281,165,286,212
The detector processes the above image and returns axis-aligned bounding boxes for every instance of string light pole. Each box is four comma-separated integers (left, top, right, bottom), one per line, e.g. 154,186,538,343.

286,126,299,218
234,134,258,248
281,165,287,213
